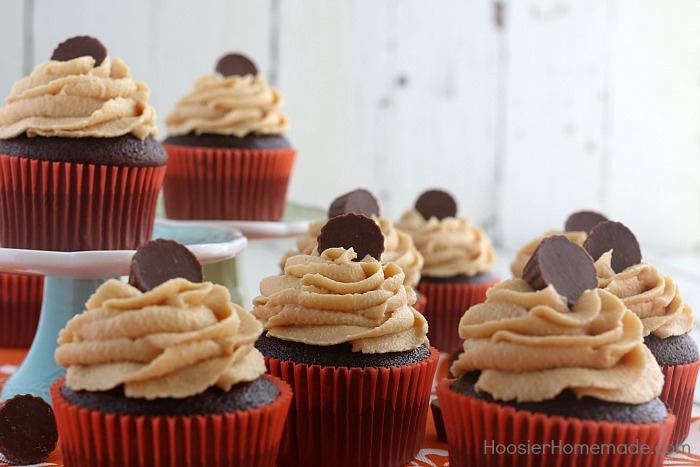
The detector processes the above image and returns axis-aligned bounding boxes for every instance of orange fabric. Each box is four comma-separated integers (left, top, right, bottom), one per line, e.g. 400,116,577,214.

0,348,698,467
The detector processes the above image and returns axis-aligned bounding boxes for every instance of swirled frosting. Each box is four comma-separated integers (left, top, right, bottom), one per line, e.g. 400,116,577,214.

165,73,288,137
253,247,429,354
595,251,694,338
451,278,663,404
280,217,424,287
395,209,495,277
55,278,266,399
0,56,157,140
510,230,587,278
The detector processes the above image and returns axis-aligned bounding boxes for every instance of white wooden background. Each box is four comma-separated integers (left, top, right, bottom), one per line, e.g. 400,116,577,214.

1,0,699,255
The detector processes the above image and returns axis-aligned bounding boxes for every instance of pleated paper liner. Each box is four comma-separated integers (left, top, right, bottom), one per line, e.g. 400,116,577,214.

264,346,440,467
437,379,676,467
0,272,43,347
0,154,166,251
659,359,700,446
416,278,499,355
50,375,293,467
413,289,427,314
162,144,296,221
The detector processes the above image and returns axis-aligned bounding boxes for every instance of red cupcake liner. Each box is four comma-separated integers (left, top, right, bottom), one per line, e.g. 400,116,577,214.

416,278,499,355
437,379,676,467
0,154,165,251
264,346,439,467
0,272,43,347
50,375,293,467
413,289,427,314
659,359,700,446
162,144,296,221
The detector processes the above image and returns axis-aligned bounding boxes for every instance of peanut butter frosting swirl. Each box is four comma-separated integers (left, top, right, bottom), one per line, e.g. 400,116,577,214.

165,73,288,137
595,251,694,338
510,230,587,278
396,209,495,277
253,247,429,354
280,217,424,287
0,56,157,140
451,278,663,404
55,278,266,399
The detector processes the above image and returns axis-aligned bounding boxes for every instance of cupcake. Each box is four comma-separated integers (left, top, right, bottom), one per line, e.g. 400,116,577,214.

280,188,426,311
396,189,499,354
584,220,698,445
0,36,167,251
510,210,607,277
437,235,674,467
252,213,439,467
51,239,292,467
0,272,43,347
163,52,295,221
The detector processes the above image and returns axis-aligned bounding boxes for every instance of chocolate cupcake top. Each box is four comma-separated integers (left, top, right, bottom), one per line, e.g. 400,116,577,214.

55,278,266,399
451,237,663,405
0,36,157,140
165,53,288,138
253,247,429,354
396,207,495,278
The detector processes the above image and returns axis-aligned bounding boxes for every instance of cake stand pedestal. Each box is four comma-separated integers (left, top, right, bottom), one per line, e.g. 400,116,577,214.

0,221,247,403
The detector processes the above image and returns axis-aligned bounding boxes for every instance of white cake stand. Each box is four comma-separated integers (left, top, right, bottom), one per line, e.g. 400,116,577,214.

0,220,247,403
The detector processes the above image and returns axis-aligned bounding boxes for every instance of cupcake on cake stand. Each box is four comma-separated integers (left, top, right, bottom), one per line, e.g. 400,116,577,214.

0,221,247,403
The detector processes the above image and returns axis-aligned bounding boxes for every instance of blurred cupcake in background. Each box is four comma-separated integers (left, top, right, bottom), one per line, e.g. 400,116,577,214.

163,52,295,221
584,220,698,446
0,35,167,251
510,210,608,278
396,189,498,355
280,188,426,311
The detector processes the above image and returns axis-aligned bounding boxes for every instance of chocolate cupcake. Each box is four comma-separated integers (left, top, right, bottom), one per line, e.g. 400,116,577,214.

0,36,167,251
437,236,674,467
51,240,292,467
252,213,439,467
162,52,295,221
396,189,499,354
280,188,426,311
585,221,698,445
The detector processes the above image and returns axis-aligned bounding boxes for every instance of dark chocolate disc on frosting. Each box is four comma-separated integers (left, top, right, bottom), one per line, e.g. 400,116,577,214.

328,188,380,219
128,238,204,292
583,221,642,274
522,235,598,306
415,189,457,220
0,394,58,465
51,35,107,65
215,53,258,77
317,213,384,261
564,210,608,234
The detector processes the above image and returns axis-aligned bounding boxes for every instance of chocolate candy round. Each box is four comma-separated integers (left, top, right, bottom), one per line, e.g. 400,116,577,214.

215,53,258,77
522,235,598,306
317,213,384,261
0,394,58,465
564,210,608,234
328,188,380,219
51,35,107,65
128,238,204,292
415,189,457,220
583,221,642,274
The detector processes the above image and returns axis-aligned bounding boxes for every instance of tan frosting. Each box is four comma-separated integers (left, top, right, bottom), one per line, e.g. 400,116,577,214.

450,278,663,404
510,230,588,278
395,209,495,277
55,278,266,399
165,73,288,137
253,247,429,354
0,56,157,140
595,251,694,338
280,216,424,287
